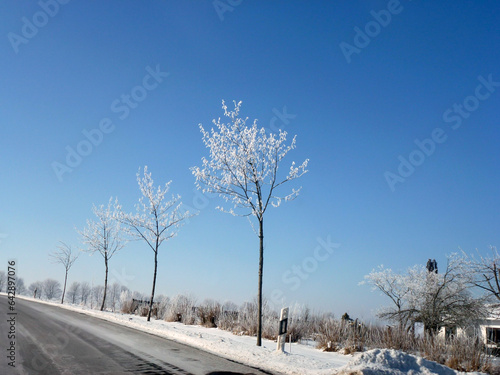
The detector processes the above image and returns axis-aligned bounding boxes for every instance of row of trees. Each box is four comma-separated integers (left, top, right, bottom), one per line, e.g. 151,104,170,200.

26,279,130,311
364,250,500,335
47,101,308,346
0,271,26,295
28,279,62,300
19,273,490,372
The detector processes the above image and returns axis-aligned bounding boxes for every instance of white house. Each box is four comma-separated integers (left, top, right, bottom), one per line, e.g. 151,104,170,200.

479,304,500,350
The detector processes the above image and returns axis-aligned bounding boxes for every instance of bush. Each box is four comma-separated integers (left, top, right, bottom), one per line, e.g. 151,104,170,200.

120,290,134,314
287,304,314,342
116,290,493,373
218,301,239,331
315,314,345,351
197,299,221,328
164,295,197,325
442,334,489,372
138,306,149,317
371,326,416,352
261,310,279,341
233,297,278,339
155,295,169,320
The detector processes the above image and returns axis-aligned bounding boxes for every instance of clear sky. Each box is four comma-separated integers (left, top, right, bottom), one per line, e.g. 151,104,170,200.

1,0,499,321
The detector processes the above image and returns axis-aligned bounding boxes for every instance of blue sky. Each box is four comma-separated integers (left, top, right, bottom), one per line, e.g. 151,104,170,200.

1,0,499,320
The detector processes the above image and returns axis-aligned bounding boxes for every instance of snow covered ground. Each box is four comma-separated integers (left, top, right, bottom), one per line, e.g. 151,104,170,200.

337,349,485,375
16,296,485,375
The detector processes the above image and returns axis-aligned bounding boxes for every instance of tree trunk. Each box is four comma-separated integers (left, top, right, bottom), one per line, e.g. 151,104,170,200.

257,217,264,346
101,256,108,311
147,247,159,322
61,270,68,304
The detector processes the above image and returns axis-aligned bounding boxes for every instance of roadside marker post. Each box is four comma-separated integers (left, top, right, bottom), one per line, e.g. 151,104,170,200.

277,307,289,352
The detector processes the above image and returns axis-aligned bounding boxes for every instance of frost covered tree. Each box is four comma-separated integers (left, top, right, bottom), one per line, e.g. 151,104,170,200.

29,281,43,299
91,285,105,309
118,167,191,322
416,256,487,334
364,256,487,335
108,282,122,312
362,265,417,331
49,241,79,304
43,278,62,300
80,281,91,305
192,100,309,346
459,246,500,302
16,278,26,295
67,281,81,304
79,198,126,311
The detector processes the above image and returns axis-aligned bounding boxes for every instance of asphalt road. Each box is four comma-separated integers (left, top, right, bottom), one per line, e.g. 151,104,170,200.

0,296,279,375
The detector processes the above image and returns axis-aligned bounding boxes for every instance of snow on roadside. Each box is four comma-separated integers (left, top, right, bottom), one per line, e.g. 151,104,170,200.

16,295,351,374
14,296,487,375
336,348,485,375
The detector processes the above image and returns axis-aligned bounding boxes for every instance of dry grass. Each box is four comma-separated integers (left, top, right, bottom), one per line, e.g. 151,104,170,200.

119,293,493,373
197,299,221,328
120,299,134,314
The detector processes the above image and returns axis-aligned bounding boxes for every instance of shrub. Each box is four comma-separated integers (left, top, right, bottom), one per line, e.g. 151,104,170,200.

197,299,221,328
164,294,197,325
155,295,170,320
138,306,149,317
315,314,344,351
443,333,490,372
287,304,313,342
218,301,239,331
233,297,278,339
116,289,492,373
119,290,134,314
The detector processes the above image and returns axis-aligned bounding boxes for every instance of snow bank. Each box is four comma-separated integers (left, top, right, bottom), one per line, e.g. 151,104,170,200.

336,349,485,375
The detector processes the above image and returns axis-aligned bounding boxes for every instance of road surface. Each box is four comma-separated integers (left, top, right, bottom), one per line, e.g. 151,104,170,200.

0,296,278,375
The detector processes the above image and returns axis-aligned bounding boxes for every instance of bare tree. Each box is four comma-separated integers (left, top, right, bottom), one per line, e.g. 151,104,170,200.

192,101,308,346
43,278,62,300
79,198,126,311
80,281,91,305
67,281,81,304
49,241,79,304
118,167,190,321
